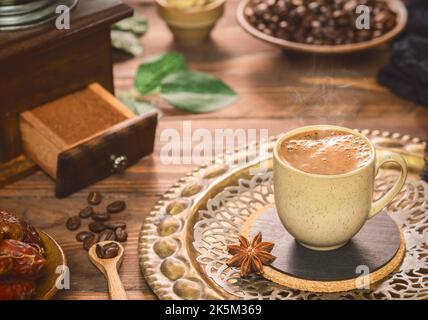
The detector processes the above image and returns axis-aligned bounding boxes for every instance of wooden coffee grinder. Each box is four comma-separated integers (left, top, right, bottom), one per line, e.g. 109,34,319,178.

0,0,158,197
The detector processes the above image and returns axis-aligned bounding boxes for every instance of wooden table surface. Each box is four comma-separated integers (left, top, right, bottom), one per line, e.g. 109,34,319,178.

0,0,427,300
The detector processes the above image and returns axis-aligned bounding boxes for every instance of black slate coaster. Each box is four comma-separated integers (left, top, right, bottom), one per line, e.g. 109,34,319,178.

248,207,401,281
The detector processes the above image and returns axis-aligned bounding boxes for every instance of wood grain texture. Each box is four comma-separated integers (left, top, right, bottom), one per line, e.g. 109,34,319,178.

0,0,426,300
0,155,37,189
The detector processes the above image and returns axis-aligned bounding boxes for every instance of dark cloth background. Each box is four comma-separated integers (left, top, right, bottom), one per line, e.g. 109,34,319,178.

376,0,428,181
378,0,428,107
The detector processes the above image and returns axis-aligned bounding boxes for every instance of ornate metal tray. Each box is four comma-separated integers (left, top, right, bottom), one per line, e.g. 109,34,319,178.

139,130,427,300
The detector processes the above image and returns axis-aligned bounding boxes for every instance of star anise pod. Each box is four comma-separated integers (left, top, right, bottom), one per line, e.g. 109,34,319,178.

226,232,276,277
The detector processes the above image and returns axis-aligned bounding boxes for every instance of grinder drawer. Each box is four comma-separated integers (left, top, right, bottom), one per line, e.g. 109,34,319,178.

20,83,157,197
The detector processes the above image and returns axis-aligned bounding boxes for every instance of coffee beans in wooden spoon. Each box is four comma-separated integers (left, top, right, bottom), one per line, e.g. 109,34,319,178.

95,242,120,259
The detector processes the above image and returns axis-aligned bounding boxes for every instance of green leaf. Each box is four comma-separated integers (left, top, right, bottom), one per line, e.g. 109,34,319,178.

112,15,148,37
111,30,144,57
134,52,186,96
118,94,162,118
160,71,238,113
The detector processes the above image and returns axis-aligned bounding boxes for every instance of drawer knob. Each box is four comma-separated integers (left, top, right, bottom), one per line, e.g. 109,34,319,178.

110,155,128,173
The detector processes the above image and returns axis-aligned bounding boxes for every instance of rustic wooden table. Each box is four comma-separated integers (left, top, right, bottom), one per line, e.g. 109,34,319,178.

0,0,426,300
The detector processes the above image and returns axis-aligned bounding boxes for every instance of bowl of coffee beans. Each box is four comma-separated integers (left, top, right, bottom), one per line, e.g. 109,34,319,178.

237,0,407,54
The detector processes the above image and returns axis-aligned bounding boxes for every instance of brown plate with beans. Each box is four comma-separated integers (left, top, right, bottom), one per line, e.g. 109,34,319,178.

236,0,407,54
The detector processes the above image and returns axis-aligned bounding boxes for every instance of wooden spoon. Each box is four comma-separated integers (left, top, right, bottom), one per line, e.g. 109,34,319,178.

88,241,127,300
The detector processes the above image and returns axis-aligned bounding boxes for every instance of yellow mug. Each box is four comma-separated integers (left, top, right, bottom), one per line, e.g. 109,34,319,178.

273,125,407,251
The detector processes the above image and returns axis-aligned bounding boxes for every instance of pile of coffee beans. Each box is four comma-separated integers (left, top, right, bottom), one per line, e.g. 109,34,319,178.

244,0,398,45
96,242,120,259
65,192,128,251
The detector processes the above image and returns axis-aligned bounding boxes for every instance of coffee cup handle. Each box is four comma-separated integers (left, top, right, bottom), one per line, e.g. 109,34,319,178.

368,151,408,219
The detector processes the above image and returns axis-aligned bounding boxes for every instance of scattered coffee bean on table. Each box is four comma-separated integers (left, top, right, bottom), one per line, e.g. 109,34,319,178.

65,192,129,252
244,0,398,45
79,206,94,219
76,231,95,242
92,212,110,222
105,222,126,230
96,242,120,259
106,200,126,214
115,228,128,242
99,229,116,242
83,234,99,251
89,221,106,233
66,216,81,230
88,191,102,205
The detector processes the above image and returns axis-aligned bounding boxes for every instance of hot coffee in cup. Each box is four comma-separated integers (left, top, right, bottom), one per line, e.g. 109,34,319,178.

279,129,372,176
273,125,407,251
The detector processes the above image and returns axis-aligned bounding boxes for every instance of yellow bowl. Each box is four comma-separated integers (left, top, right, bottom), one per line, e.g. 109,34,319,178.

236,0,408,54
156,0,225,45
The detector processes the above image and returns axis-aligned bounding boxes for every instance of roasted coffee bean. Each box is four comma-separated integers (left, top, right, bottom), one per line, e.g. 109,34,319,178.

103,241,119,250
99,229,116,242
79,206,94,219
104,247,119,259
88,221,106,233
92,212,110,222
88,191,102,205
115,228,128,242
66,216,80,231
95,243,105,258
104,242,120,258
96,242,120,259
76,231,95,242
83,234,99,251
105,222,127,230
106,200,126,214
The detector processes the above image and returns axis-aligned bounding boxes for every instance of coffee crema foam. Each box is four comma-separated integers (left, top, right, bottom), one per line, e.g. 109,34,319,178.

279,130,372,175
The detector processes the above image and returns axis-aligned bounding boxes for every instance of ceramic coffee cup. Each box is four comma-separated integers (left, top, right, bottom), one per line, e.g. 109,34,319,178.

273,125,408,251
